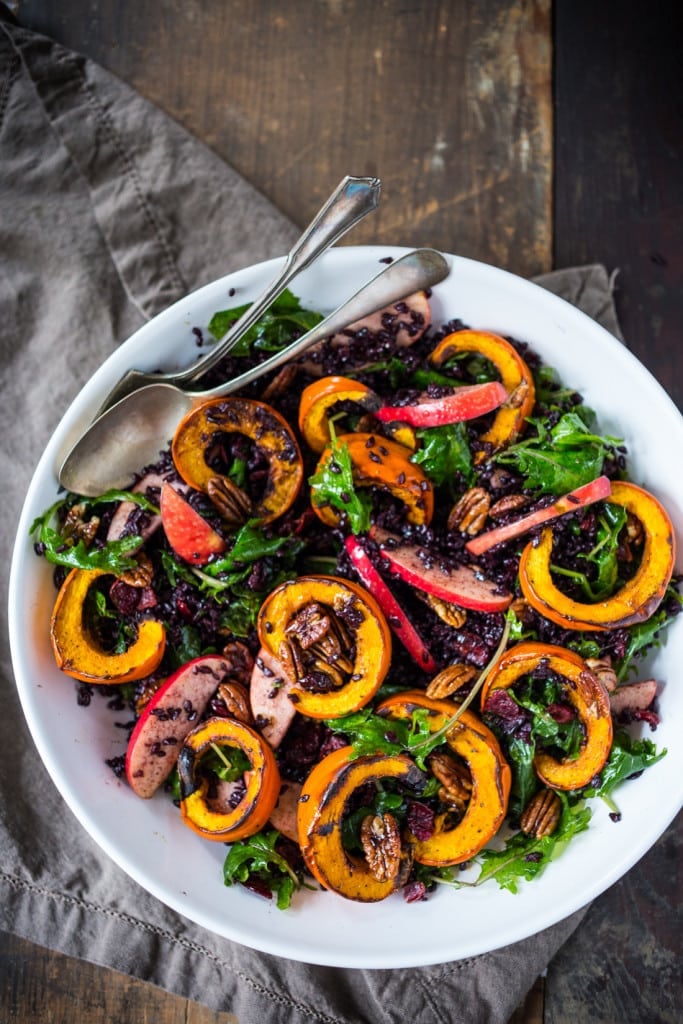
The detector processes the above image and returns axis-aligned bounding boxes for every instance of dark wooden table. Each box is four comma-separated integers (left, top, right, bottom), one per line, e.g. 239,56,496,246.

2,1,681,1021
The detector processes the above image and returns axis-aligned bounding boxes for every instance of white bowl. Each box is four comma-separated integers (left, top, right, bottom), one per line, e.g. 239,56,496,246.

8,246,683,968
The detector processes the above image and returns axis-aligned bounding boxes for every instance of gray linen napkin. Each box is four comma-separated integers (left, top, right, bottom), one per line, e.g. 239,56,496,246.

0,13,621,1022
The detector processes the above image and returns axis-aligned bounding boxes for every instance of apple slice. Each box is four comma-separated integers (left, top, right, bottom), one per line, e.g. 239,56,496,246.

249,647,297,749
371,526,512,613
344,536,437,672
125,654,234,798
160,481,226,565
330,290,432,349
465,475,612,557
269,780,303,842
374,381,508,428
609,679,658,716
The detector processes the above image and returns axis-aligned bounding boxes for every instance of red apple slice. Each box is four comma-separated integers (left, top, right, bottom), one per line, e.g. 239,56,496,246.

344,536,437,672
160,481,226,565
371,526,512,612
374,381,508,428
609,679,658,716
269,780,303,842
249,647,297,749
330,290,432,349
125,654,234,798
465,475,612,557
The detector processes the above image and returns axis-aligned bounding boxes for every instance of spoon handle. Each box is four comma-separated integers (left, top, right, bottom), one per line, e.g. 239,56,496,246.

175,175,381,387
190,248,450,401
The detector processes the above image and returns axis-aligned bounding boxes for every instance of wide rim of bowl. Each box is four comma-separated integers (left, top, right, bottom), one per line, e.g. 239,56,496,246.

8,246,683,968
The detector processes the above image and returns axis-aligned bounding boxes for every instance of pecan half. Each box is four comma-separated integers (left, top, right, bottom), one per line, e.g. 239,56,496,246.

360,813,402,882
260,363,298,403
217,680,252,724
428,752,472,811
62,503,100,546
507,378,531,410
447,487,491,535
424,592,467,629
585,655,618,693
220,640,255,686
520,789,562,839
425,663,477,700
207,475,253,526
488,493,529,518
119,553,154,588
286,602,331,650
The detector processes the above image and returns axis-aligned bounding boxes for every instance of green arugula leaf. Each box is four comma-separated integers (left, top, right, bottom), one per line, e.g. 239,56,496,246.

208,289,323,359
223,829,302,910
410,422,474,488
613,584,683,681
587,731,666,802
38,530,142,574
30,491,158,574
201,521,296,577
551,504,627,601
474,796,592,893
495,411,620,495
309,423,372,534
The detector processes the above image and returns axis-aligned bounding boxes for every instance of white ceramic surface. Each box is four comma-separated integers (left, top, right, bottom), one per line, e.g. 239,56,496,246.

9,247,683,968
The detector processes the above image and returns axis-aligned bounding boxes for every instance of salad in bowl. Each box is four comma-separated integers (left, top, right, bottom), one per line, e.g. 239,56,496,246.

10,248,683,966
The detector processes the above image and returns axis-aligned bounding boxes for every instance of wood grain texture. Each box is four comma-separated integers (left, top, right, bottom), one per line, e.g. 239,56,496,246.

554,0,682,411
0,930,238,1024
17,0,552,276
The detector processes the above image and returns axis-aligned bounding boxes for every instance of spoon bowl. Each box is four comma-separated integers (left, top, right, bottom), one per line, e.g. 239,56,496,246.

95,175,381,415
58,248,450,495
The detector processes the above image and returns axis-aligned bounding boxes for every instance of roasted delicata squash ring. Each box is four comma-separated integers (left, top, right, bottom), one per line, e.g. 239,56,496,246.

50,567,166,683
171,397,303,525
311,432,434,527
178,717,281,841
519,481,676,631
429,329,535,458
480,641,613,790
298,376,380,453
297,745,424,902
257,575,392,719
377,691,511,866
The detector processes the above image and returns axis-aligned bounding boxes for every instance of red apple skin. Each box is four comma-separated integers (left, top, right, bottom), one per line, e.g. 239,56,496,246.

465,475,612,557
344,536,437,672
374,381,508,428
125,654,234,798
160,482,226,565
371,527,512,613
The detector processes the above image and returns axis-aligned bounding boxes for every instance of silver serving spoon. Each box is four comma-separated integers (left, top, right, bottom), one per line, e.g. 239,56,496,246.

95,175,381,415
58,248,450,496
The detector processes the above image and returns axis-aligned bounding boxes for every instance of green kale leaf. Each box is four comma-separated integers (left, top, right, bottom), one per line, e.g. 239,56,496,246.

410,422,474,488
208,289,323,358
308,429,372,534
495,411,621,495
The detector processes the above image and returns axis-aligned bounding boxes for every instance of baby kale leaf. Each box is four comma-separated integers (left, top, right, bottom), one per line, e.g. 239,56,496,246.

309,426,372,534
223,830,302,910
410,422,474,488
208,289,323,358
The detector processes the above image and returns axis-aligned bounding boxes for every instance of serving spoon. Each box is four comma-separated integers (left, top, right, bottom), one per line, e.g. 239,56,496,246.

58,248,450,496
95,175,382,416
